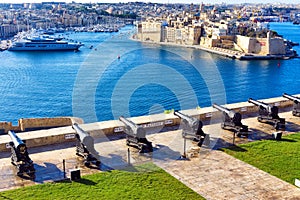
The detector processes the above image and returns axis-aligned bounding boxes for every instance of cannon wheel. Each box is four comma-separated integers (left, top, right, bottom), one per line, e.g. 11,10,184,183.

84,161,90,167
17,171,23,177
95,161,101,166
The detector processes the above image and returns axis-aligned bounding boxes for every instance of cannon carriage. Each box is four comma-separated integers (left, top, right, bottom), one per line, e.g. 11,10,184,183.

8,130,35,177
72,123,101,167
212,104,248,136
248,98,285,130
119,116,153,153
173,111,208,146
282,93,300,116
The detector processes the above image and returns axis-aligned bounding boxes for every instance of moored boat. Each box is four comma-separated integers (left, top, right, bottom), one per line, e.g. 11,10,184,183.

8,34,83,51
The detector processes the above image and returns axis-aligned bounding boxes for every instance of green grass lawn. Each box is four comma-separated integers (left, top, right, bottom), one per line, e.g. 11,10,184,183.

222,133,300,184
0,163,204,200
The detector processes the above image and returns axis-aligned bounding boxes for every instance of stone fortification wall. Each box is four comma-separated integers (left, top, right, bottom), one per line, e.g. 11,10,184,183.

235,35,268,54
219,35,235,41
138,31,161,42
0,122,16,134
200,37,220,47
0,117,83,134
249,37,268,55
235,35,285,55
269,38,285,55
235,35,250,53
0,94,299,152
19,117,82,132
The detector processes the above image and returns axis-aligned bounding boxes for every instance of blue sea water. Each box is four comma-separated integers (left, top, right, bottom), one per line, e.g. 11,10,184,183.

0,23,299,124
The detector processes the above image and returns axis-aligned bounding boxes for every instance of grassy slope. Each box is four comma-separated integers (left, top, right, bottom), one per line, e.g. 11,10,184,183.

222,133,300,184
0,163,204,200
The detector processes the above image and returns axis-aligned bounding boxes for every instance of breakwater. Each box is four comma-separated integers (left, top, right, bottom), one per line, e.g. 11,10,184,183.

0,94,298,152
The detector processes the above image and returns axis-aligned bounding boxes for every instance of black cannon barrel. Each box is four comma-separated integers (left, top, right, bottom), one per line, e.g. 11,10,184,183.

119,116,137,130
174,110,201,131
174,111,197,124
283,93,300,103
72,123,89,142
213,103,236,119
213,103,230,113
119,116,146,139
8,130,26,153
8,130,34,176
72,123,100,161
174,111,189,119
248,98,269,108
248,98,274,114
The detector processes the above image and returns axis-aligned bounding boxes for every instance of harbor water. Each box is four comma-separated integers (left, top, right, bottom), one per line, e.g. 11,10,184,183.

0,23,299,124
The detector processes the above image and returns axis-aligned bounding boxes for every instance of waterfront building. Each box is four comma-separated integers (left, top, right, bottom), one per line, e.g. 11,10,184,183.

0,24,19,38
138,18,163,42
136,3,297,58
137,14,202,45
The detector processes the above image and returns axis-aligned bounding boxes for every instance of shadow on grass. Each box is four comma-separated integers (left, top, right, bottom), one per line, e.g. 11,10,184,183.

74,178,97,185
219,145,248,152
277,138,297,142
56,178,97,185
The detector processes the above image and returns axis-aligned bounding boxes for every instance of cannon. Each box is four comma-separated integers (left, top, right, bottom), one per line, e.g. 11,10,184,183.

173,111,208,146
72,123,101,167
212,104,248,136
282,93,300,116
248,98,285,130
8,130,35,177
119,116,153,153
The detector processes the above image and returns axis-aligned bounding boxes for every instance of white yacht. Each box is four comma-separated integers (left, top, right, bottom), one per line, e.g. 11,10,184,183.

8,34,83,51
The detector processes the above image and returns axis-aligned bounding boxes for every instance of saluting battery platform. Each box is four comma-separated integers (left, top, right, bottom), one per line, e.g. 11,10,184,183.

119,116,153,153
248,98,285,130
8,130,35,178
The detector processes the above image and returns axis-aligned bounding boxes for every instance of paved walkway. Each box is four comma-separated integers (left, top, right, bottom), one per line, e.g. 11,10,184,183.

158,149,300,200
0,111,300,199
155,111,300,200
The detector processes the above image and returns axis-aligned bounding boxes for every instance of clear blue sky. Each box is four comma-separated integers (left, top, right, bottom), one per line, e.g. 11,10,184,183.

3,0,299,4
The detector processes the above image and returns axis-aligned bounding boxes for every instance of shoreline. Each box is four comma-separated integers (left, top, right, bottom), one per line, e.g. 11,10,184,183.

132,36,297,60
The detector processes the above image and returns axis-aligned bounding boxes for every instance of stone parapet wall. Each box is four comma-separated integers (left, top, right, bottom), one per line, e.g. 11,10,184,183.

0,117,83,134
19,117,82,132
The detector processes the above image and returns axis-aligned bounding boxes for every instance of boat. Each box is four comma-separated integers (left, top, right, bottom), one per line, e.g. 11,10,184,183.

8,34,83,51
